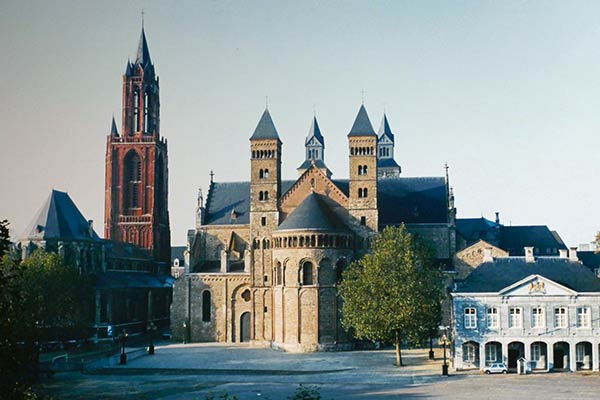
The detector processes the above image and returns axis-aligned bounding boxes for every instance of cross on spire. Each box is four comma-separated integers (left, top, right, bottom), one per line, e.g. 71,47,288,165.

210,170,214,183
265,96,269,110
361,89,367,105
141,9,145,28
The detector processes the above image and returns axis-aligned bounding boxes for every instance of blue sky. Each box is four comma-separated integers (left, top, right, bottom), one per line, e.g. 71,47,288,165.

1,0,599,247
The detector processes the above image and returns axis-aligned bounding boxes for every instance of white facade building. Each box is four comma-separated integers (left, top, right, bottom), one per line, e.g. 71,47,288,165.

452,247,600,372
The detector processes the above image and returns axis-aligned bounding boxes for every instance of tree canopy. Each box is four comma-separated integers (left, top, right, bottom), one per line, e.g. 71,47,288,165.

339,225,445,366
0,219,10,257
0,248,94,398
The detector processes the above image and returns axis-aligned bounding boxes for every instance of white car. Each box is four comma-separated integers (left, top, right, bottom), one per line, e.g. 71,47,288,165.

483,363,508,374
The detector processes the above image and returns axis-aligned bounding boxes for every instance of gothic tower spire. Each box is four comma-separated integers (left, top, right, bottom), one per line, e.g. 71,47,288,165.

105,27,170,265
296,116,331,177
376,113,401,178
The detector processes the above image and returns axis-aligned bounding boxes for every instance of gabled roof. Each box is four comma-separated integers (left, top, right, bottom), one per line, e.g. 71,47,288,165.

305,116,324,146
276,192,349,232
135,27,152,66
250,109,281,141
455,257,600,293
22,190,99,242
378,114,394,141
202,177,448,227
348,105,377,137
110,116,119,136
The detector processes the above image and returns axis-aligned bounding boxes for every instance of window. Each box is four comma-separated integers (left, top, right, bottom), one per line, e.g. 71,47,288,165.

360,216,366,225
275,263,282,286
464,343,477,363
486,345,497,362
577,307,591,328
264,169,269,178
363,165,368,175
486,307,499,328
358,165,363,175
124,151,142,209
302,262,314,285
261,217,266,226
464,307,477,329
144,92,149,133
509,307,522,328
259,169,264,179
358,188,363,198
133,90,140,132
576,343,587,362
532,343,541,361
531,307,544,329
555,307,567,328
363,188,368,197
202,290,211,322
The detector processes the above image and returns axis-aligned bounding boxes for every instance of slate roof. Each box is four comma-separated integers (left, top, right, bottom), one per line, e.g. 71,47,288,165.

348,105,377,137
110,116,119,136
95,271,173,289
499,226,567,255
455,257,600,293
575,251,600,273
378,114,394,141
276,192,349,232
297,159,328,170
135,27,152,66
306,117,324,146
250,109,281,140
203,177,448,226
21,190,100,242
456,217,499,245
377,158,400,168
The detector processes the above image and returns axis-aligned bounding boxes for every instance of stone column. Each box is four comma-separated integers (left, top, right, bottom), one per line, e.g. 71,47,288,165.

547,342,554,371
502,342,509,365
221,250,229,273
479,342,486,369
569,342,577,372
593,342,599,372
524,342,531,373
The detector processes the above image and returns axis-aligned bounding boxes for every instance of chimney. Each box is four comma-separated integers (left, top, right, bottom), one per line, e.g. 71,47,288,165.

483,247,494,263
88,220,94,237
525,246,535,263
559,249,568,259
569,247,578,262
495,212,500,225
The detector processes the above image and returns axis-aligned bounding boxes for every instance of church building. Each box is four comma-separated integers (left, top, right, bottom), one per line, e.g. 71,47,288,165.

171,106,456,352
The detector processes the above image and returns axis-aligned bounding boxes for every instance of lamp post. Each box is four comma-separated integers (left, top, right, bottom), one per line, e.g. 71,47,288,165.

439,334,451,376
148,321,157,355
119,329,128,365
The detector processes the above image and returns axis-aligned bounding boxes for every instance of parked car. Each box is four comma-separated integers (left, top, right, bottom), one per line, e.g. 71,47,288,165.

483,363,508,374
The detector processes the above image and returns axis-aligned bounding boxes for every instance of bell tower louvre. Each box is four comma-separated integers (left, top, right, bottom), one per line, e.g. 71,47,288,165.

104,27,171,263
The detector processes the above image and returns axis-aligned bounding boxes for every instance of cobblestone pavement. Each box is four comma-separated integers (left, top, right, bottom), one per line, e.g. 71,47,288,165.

37,343,600,399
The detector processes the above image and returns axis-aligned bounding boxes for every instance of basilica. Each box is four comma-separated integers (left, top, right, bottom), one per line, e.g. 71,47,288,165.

171,104,456,351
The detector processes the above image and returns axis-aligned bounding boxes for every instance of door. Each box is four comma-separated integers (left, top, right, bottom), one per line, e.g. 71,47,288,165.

555,349,564,369
508,350,519,369
240,312,251,342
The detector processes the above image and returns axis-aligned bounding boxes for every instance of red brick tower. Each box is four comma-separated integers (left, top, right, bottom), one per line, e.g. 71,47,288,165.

104,27,170,263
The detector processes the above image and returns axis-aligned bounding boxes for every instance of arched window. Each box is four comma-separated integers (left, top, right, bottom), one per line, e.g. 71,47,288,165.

302,262,314,285
259,191,264,201
275,262,283,286
264,191,269,200
264,169,269,178
358,165,363,175
144,92,150,133
133,90,140,133
358,188,363,198
363,165,368,175
202,290,211,322
259,169,264,179
363,188,368,197
124,151,142,209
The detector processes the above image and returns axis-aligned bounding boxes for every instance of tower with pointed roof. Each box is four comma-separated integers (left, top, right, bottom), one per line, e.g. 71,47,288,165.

104,27,171,263
376,114,401,178
347,105,378,233
296,117,331,178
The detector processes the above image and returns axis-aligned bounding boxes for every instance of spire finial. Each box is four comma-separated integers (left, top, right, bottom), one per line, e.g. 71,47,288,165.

265,96,269,110
313,104,316,117
141,9,145,28
361,89,366,105
210,170,214,184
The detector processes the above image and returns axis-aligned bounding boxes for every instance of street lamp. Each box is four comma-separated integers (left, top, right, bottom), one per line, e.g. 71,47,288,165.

439,334,451,376
120,329,128,365
148,321,157,355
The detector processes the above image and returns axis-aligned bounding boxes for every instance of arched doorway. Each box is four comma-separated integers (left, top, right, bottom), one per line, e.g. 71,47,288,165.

485,342,502,366
530,342,547,370
576,342,592,370
553,342,570,370
462,341,480,369
508,341,524,369
240,312,251,342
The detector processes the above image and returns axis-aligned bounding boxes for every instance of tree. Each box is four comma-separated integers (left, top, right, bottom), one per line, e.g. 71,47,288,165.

0,219,10,257
339,225,445,366
0,249,94,398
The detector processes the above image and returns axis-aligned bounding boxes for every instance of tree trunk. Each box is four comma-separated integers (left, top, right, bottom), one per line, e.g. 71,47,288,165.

395,330,403,366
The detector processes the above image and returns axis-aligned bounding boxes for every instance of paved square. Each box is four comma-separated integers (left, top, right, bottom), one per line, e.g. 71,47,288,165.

38,343,600,399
